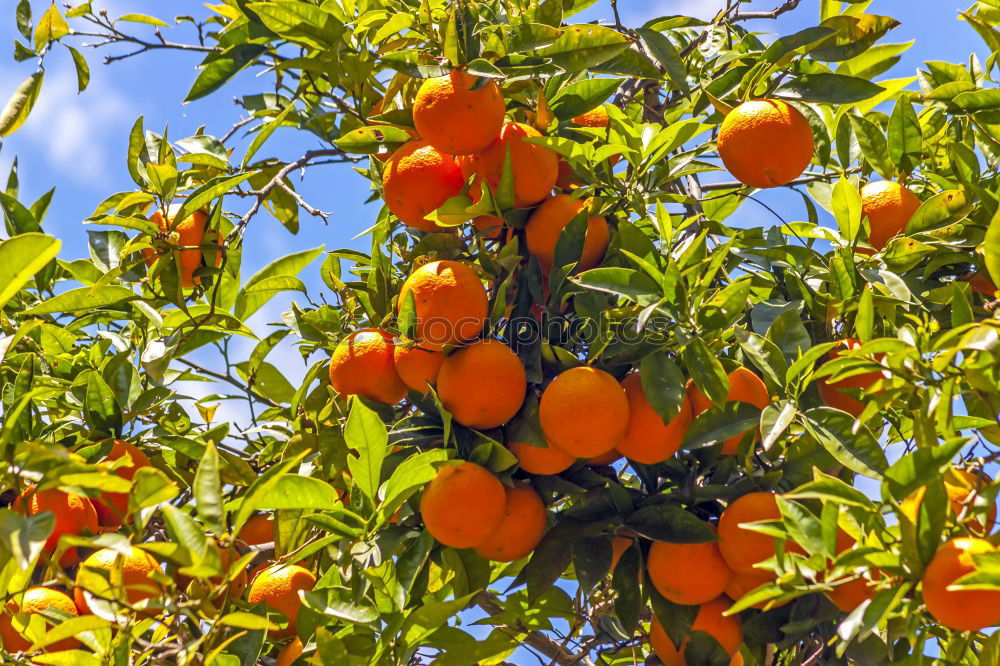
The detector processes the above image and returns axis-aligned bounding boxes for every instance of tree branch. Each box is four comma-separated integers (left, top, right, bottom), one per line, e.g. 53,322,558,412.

732,0,804,21
176,357,280,408
475,592,596,666
698,168,860,191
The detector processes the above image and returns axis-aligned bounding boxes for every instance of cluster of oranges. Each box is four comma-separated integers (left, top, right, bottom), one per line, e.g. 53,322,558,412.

1,441,310,661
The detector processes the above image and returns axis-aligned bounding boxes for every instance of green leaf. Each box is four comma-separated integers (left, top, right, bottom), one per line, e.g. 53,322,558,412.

951,88,1000,111
0,72,43,137
801,408,887,477
572,267,660,305
548,77,623,121
171,172,257,226
194,441,224,536
776,496,824,555
683,402,760,451
887,98,921,175
0,510,54,569
380,449,450,518
625,505,715,543
234,246,323,319
638,28,689,95
832,176,862,242
0,233,60,310
65,45,90,93
906,189,970,234
126,116,148,187
34,2,69,51
251,474,341,510
242,103,295,168
334,125,412,154
848,114,893,179
536,24,632,73
984,205,1000,288
185,44,267,102
16,0,32,41
777,74,884,103
401,593,475,647
762,26,837,63
683,339,729,404
639,354,685,424
84,371,122,435
23,285,136,315
117,13,169,26
129,467,179,515
345,397,388,502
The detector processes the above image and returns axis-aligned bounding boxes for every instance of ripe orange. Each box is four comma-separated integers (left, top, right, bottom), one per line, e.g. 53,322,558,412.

392,340,445,393
382,139,464,232
74,546,163,616
508,439,576,475
963,271,997,296
0,587,79,653
921,537,1000,632
900,468,996,536
688,367,770,455
240,513,275,546
860,181,921,251
647,531,734,605
572,106,610,127
816,338,883,418
176,538,248,600
329,329,407,405
650,596,743,665
437,339,527,429
539,367,629,458
718,492,799,576
458,121,558,208
822,530,878,612
609,535,633,572
399,260,488,350
276,637,305,666
17,486,98,567
413,70,506,156
724,570,784,610
93,439,151,528
419,462,506,548
587,448,624,466
247,563,316,637
472,214,505,239
474,484,548,562
524,194,610,274
618,372,693,464
717,99,813,188
143,207,222,288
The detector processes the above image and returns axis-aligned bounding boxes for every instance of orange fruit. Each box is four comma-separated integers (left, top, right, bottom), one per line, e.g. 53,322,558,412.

413,70,506,156
74,546,163,616
143,207,222,288
474,484,548,562
329,329,407,405
276,637,305,666
860,181,921,251
420,462,506,548
900,468,996,536
816,338,883,418
964,271,997,296
647,531,734,605
392,340,445,393
508,440,576,475
539,367,629,458
472,214,505,239
524,194,610,274
724,570,784,610
437,339,527,429
609,536,633,572
458,121,558,208
554,159,579,190
572,106,610,127
382,139,464,232
718,492,799,576
93,439,151,528
822,529,878,612
618,372,693,464
688,367,770,455
247,563,316,637
240,513,275,546
0,586,79,653
176,538,248,600
650,596,743,665
717,99,813,188
731,652,745,666
921,537,1000,632
399,260,488,350
587,448,624,466
16,486,98,567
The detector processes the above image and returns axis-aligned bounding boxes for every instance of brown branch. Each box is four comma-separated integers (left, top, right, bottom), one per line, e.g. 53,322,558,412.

475,592,596,666
698,167,861,191
733,0,804,20
176,357,280,408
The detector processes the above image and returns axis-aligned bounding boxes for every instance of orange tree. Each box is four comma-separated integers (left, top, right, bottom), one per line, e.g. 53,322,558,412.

0,0,999,664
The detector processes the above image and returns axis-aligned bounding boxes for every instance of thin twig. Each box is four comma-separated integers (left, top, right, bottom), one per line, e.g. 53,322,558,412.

733,0,804,21
475,592,596,666
176,357,280,408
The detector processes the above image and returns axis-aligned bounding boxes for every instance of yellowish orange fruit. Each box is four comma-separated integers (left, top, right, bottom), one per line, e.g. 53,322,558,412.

618,372,692,464
419,462,506,548
717,99,813,188
572,106,610,127
647,531,734,605
276,637,305,666
247,563,316,637
144,207,222,288
382,139,464,232
900,468,996,536
328,329,407,405
437,339,527,429
921,537,1000,632
524,194,610,274
16,486,98,567
240,513,275,546
688,367,770,455
860,181,921,251
718,492,801,576
392,341,445,394
539,367,629,458
399,260,488,350
650,596,743,665
458,122,558,208
0,587,79,653
474,484,548,562
93,439,151,528
413,70,506,156
74,546,163,616
816,338,883,418
508,439,576,476
724,570,784,610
